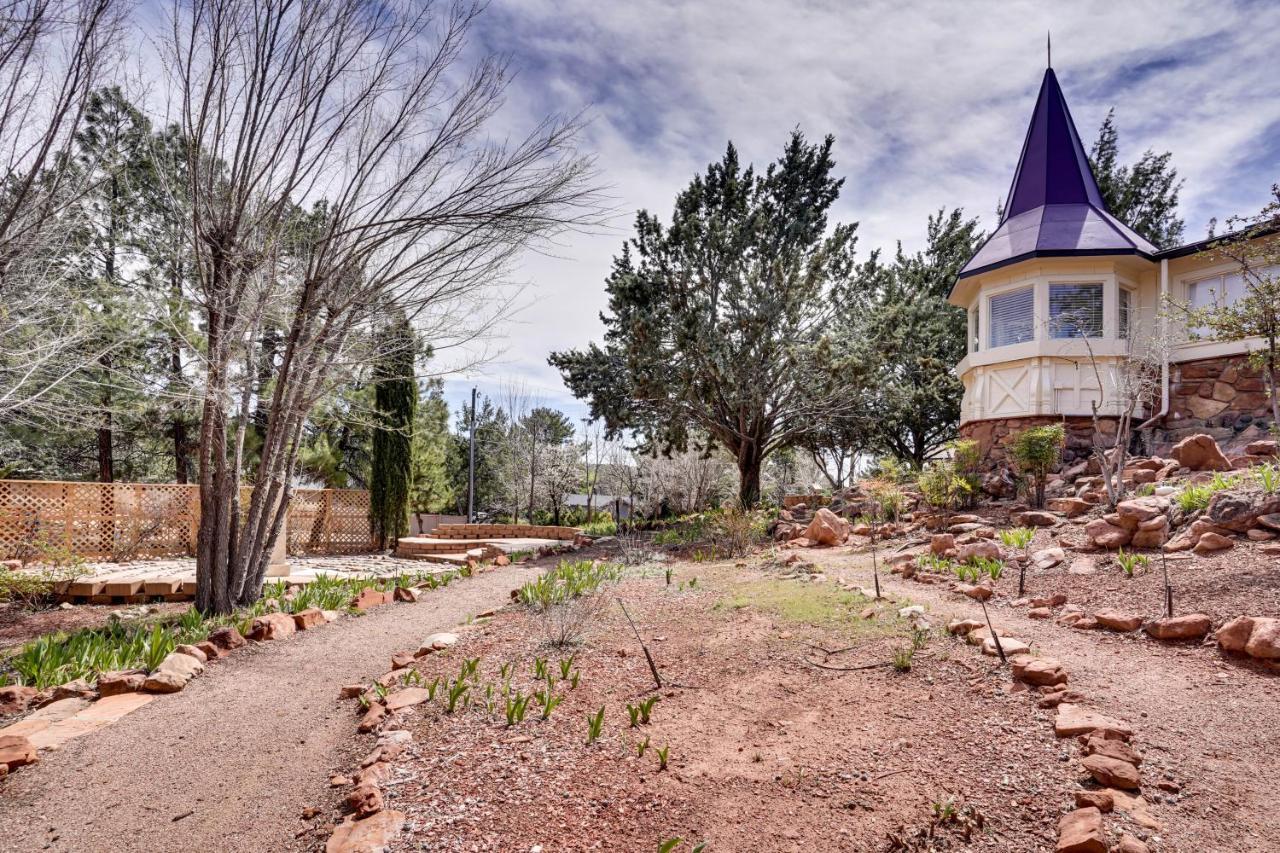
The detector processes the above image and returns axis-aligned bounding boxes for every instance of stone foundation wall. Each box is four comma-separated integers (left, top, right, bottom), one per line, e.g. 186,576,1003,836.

1162,355,1275,451
959,415,1118,471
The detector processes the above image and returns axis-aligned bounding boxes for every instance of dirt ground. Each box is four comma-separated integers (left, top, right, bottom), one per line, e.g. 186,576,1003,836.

361,556,1095,852
0,560,545,853
823,544,1280,852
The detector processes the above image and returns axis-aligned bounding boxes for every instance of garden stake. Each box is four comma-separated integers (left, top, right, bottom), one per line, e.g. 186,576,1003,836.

979,598,1006,664
1161,550,1174,617
617,598,662,689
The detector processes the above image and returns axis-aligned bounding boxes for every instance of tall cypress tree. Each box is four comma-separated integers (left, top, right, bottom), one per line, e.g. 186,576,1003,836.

370,314,417,549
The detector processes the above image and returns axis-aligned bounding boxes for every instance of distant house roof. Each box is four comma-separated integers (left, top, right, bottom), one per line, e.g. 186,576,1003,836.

957,67,1159,281
564,494,631,507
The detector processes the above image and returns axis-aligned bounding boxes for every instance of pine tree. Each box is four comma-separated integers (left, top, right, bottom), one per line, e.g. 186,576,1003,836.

409,378,453,527
551,132,856,506
1090,109,1185,249
369,315,417,550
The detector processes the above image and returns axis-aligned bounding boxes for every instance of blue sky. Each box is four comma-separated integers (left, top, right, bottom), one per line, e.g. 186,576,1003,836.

438,0,1280,426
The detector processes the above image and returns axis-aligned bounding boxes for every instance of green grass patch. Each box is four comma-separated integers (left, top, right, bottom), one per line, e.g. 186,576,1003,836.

715,578,908,636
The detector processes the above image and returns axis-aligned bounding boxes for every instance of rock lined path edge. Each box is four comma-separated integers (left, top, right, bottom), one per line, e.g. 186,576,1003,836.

0,562,543,853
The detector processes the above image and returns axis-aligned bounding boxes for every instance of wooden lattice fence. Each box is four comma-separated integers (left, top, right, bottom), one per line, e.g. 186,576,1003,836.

0,480,374,561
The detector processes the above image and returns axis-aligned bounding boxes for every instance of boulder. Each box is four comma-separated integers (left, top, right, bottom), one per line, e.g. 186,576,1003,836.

293,608,327,630
1017,510,1060,527
415,632,458,656
1144,614,1212,641
345,782,383,817
1115,496,1168,524
955,583,993,602
1170,434,1232,471
393,586,420,603
1094,610,1143,632
0,685,38,715
207,626,247,651
802,508,851,546
352,587,393,610
325,809,406,853
390,651,414,670
1129,517,1169,549
1215,615,1257,654
982,636,1029,657
1207,490,1280,533
1054,704,1133,738
1055,806,1106,853
930,533,956,556
1244,617,1280,659
1048,497,1092,518
1032,547,1066,569
947,619,984,636
1073,790,1113,813
248,612,297,641
142,652,205,693
96,670,146,697
0,735,37,771
955,540,1000,562
174,644,208,664
1084,518,1130,549
1012,657,1068,687
1192,531,1233,554
1081,753,1141,790
1114,833,1150,853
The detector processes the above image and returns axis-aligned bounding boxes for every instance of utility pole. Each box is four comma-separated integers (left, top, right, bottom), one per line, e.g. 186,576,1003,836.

467,386,476,523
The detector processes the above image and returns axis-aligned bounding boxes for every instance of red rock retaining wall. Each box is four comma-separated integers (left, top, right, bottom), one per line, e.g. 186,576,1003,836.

959,415,1117,471
1163,354,1275,448
432,523,578,541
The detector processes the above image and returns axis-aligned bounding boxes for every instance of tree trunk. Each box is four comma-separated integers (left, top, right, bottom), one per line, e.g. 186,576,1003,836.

97,416,114,482
737,444,764,508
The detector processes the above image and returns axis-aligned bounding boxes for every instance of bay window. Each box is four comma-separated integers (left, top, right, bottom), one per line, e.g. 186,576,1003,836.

988,286,1033,348
1048,282,1103,339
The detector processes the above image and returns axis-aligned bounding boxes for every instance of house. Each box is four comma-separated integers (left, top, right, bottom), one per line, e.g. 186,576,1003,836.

564,493,634,520
949,64,1278,466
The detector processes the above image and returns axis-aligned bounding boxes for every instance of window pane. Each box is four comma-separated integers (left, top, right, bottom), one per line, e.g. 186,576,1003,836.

1118,288,1131,339
1049,283,1103,339
969,306,979,353
989,287,1033,347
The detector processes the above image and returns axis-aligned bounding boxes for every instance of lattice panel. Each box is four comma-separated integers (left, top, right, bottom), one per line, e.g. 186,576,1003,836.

1,480,372,561
287,488,374,555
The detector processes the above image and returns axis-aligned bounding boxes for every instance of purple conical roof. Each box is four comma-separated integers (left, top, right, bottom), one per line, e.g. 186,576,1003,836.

958,68,1158,279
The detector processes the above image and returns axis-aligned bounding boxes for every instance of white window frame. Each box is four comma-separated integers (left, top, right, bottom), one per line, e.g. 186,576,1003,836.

1047,281,1104,340
987,285,1035,349
1118,285,1135,340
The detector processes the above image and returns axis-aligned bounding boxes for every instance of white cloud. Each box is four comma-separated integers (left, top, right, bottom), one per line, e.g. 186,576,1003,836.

443,0,1280,417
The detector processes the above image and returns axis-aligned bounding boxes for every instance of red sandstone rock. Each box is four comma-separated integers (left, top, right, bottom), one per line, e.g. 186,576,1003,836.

1244,617,1280,658
207,626,247,651
1073,790,1113,812
1193,531,1233,554
1012,657,1068,687
249,612,297,641
1084,518,1130,549
389,651,414,670
292,607,327,630
0,735,37,771
352,587,393,610
1094,610,1143,632
96,671,145,697
326,809,405,853
1215,615,1256,653
1056,806,1106,853
802,508,850,546
0,685,37,715
1145,613,1212,641
346,782,383,817
1170,433,1231,471
1081,753,1141,790
930,533,956,556
956,540,1000,562
1054,704,1133,738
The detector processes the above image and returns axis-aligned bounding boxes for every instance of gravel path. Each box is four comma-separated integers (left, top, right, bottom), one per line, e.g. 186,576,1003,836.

823,549,1280,852
0,563,542,853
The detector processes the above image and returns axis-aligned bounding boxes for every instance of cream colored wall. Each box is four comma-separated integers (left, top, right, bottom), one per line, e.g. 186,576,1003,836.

953,257,1159,423
1166,250,1265,364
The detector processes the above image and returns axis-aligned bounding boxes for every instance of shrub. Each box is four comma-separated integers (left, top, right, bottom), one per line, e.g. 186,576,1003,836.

864,480,907,521
1010,424,1064,508
707,506,765,557
518,559,622,646
917,461,975,514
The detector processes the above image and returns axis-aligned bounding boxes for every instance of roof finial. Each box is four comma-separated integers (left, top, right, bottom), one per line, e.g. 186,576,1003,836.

1047,31,1052,69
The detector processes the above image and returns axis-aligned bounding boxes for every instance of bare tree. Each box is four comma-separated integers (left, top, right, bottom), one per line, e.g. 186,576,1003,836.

0,0,126,420
163,0,597,613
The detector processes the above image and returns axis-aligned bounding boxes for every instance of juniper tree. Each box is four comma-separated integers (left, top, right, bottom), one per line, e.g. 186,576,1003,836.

551,132,857,507
1090,110,1185,249
370,314,417,549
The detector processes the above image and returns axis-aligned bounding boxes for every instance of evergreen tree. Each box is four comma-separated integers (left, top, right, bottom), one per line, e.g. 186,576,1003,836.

369,315,417,549
838,209,984,466
409,378,453,525
1090,109,1185,249
551,132,856,506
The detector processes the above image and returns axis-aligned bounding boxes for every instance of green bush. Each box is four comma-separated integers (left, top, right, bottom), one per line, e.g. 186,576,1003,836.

1010,424,1065,508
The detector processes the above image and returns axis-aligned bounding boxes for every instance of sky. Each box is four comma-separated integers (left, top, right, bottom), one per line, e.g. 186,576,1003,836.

438,0,1280,430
